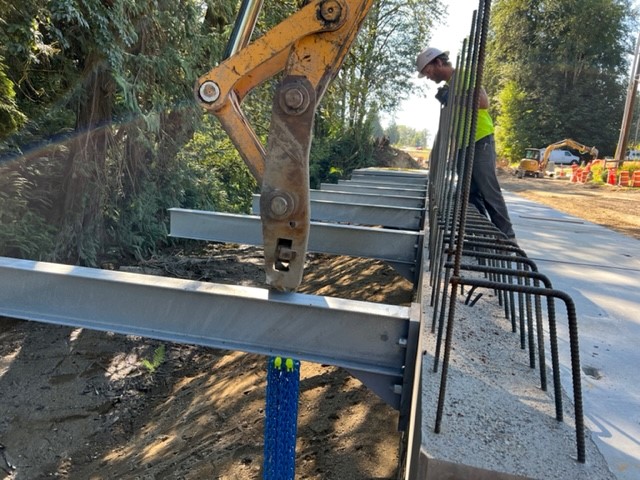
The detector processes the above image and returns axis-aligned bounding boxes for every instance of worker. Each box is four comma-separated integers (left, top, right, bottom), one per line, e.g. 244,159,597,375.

416,47,516,241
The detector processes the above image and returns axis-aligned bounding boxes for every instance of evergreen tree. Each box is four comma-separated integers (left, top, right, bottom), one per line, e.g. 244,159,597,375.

486,0,636,161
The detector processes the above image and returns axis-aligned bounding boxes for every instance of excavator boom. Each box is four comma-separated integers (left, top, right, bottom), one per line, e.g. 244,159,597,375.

540,138,598,171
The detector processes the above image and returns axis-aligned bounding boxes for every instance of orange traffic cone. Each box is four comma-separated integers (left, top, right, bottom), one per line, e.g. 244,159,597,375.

607,168,617,185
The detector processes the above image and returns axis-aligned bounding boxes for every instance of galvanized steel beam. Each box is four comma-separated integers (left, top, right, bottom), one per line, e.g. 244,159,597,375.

352,168,428,182
320,183,426,198
352,168,427,175
346,178,427,188
0,256,415,409
252,196,423,230
338,179,427,191
346,178,428,189
351,172,428,187
310,189,426,208
168,209,422,281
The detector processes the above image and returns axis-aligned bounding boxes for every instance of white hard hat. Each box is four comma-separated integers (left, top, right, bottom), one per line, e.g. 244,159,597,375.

416,47,448,77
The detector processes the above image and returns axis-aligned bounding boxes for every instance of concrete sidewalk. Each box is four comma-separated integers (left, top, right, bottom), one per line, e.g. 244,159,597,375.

504,190,640,480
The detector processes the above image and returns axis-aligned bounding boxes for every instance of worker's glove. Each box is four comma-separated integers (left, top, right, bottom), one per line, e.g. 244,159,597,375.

435,85,449,106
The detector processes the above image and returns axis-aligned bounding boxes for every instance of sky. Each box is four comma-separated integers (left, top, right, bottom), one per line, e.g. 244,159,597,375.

387,0,482,137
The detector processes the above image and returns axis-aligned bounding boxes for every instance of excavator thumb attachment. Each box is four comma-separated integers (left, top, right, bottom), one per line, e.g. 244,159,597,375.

260,77,316,290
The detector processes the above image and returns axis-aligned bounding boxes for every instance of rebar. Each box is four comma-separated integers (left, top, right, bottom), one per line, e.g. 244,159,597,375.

424,0,585,464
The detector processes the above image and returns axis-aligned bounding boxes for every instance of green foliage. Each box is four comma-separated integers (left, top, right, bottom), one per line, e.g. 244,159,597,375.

310,128,375,188
105,176,170,261
307,0,444,185
141,344,166,374
589,163,606,184
0,0,443,264
315,0,444,166
0,208,56,259
630,106,640,148
0,169,55,260
620,161,640,174
0,56,26,139
176,117,257,214
494,80,531,160
0,0,242,263
0,155,59,259
487,0,636,162
385,122,400,145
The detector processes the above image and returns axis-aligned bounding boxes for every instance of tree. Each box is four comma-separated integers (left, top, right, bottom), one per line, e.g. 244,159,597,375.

393,125,429,147
385,121,400,145
1,0,442,263
486,0,637,161
329,0,443,128
310,0,443,179
0,0,240,264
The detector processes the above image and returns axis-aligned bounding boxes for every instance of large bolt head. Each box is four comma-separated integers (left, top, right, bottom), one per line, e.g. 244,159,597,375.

279,83,311,116
319,0,342,22
262,190,295,220
270,195,290,217
283,88,305,110
198,81,220,103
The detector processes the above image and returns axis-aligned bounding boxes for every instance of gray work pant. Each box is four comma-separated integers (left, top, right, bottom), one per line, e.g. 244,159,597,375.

469,135,515,238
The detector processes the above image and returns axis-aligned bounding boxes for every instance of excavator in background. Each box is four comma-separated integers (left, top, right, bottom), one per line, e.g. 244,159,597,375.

194,0,375,291
515,148,547,178
515,138,599,179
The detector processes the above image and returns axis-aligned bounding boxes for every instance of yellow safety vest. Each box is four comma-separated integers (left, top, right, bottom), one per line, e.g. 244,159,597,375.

448,71,495,143
475,109,494,142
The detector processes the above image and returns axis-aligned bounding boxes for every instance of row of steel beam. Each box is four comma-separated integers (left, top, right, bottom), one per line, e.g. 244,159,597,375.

169,167,430,426
170,171,428,282
0,168,431,435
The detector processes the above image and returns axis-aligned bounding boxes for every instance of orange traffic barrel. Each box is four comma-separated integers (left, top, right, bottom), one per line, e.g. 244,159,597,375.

618,171,630,186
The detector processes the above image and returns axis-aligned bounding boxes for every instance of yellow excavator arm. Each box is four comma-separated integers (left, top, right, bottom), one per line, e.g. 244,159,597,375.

540,139,599,171
195,0,375,291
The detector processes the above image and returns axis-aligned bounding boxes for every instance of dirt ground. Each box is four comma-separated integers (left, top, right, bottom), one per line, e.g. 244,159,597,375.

1,165,639,480
0,248,414,480
497,167,640,241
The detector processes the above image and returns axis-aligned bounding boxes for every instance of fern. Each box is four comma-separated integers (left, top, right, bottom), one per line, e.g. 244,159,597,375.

141,344,166,374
